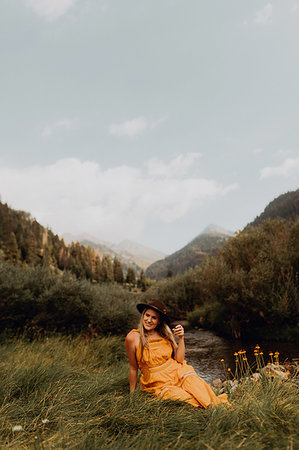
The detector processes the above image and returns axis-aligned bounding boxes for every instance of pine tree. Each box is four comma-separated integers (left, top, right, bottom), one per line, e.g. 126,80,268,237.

94,255,103,282
113,257,124,283
126,267,136,286
167,268,173,278
102,254,114,282
139,269,147,291
5,232,20,263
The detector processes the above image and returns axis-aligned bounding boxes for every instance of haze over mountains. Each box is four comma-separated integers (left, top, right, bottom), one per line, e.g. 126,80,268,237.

62,233,166,271
1,188,297,281
61,188,299,279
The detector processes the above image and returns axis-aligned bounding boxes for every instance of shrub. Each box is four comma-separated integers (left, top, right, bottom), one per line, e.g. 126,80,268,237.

0,261,138,335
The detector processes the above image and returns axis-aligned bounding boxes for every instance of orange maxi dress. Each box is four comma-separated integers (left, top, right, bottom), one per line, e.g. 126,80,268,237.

131,329,228,408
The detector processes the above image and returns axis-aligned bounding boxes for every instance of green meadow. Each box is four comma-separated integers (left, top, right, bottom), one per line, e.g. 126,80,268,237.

1,335,298,449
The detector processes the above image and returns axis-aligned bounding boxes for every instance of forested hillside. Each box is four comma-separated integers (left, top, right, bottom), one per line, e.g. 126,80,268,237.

146,231,230,280
248,188,299,227
0,201,128,283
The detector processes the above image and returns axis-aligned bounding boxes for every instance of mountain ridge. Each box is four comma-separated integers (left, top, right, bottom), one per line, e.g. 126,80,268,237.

145,225,232,280
62,233,166,271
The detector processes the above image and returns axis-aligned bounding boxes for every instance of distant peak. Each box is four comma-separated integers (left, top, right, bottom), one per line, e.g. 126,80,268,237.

201,224,234,236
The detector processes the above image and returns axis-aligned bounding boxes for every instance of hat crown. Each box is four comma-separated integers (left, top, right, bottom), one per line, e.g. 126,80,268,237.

136,299,170,324
147,299,166,312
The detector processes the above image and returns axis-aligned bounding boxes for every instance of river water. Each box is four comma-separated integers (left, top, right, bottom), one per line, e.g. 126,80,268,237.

183,329,299,384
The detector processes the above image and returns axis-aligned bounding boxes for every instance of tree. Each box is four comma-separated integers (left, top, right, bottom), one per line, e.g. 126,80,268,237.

5,232,20,263
126,267,136,286
102,254,114,282
167,268,173,278
137,269,147,291
113,257,124,283
94,255,103,282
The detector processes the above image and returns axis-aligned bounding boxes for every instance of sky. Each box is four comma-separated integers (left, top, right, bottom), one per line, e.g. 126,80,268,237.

0,0,298,254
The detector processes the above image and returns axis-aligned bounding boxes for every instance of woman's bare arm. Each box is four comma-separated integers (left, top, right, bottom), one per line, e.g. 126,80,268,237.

124,332,139,392
172,325,185,363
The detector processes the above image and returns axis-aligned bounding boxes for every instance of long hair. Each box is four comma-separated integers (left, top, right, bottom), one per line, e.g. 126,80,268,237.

139,309,176,360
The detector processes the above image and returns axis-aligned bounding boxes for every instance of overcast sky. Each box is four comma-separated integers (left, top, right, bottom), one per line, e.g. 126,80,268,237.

0,0,298,253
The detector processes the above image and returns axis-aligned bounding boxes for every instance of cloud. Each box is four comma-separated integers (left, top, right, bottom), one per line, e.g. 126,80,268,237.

253,3,273,24
42,119,77,138
109,117,161,138
0,156,238,242
253,148,264,154
23,0,77,20
260,157,299,179
146,153,202,177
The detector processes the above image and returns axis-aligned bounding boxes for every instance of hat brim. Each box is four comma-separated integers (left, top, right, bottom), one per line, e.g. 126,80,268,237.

136,303,170,325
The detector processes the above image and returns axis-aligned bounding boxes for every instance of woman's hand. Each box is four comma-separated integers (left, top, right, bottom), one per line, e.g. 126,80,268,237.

172,325,185,363
172,324,184,339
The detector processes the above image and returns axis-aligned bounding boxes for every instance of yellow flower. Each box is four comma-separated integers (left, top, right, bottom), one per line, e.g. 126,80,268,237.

269,352,273,356
228,368,231,371
220,359,224,362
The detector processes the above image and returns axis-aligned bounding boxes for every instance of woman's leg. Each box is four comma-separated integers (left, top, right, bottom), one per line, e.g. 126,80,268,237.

181,375,229,408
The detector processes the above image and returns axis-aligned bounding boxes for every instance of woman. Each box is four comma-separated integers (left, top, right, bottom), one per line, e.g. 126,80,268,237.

125,300,229,408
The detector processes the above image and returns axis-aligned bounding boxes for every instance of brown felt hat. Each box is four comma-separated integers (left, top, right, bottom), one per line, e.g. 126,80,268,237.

136,299,170,325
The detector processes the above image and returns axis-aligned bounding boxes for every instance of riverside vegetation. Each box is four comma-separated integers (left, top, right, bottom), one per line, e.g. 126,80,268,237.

143,218,299,341
1,334,298,449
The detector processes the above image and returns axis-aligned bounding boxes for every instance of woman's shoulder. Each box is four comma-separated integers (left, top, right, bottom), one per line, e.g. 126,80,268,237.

125,329,140,343
129,328,140,334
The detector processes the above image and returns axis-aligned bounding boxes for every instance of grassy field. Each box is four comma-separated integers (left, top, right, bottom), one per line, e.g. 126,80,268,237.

0,335,298,449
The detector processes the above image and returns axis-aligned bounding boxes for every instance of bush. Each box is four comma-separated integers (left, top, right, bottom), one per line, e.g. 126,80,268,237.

0,261,138,335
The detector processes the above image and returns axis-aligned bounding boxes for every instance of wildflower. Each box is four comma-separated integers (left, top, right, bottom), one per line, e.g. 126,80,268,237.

12,425,23,432
260,352,263,355
235,359,238,363
255,345,260,349
243,357,247,361
234,352,238,356
267,362,271,365
220,359,224,362
228,368,231,372
269,352,273,356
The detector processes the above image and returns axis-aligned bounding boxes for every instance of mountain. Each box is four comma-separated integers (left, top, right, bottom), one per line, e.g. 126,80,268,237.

145,225,232,280
111,240,165,268
62,234,165,272
247,189,299,228
201,224,234,236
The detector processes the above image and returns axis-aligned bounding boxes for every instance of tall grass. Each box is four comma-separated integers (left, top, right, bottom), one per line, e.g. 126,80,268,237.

0,336,298,449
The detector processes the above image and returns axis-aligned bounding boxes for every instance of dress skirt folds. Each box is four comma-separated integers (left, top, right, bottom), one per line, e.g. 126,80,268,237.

130,329,228,408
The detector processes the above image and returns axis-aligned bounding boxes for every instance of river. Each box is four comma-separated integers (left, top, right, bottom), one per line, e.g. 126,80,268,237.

183,328,299,383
